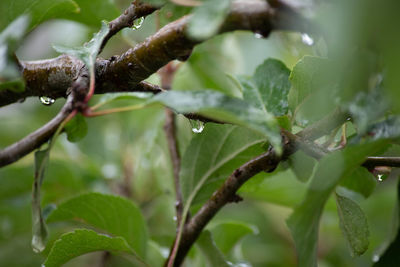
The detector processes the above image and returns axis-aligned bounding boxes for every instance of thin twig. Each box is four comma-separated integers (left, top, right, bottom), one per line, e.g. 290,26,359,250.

0,72,90,167
363,157,400,168
99,0,159,53
0,96,74,167
159,62,184,225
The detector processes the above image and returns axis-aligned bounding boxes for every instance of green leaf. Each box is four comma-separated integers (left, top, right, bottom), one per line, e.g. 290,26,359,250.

0,15,29,92
31,147,50,253
210,221,258,254
53,20,109,73
287,140,388,267
196,230,230,267
242,59,291,116
0,0,119,30
0,0,79,31
339,167,376,198
239,168,308,207
94,92,154,108
288,56,337,126
288,151,317,182
187,0,230,40
288,56,330,111
179,124,266,207
61,0,119,27
64,113,88,142
336,194,369,257
44,229,144,267
47,192,148,258
152,90,281,153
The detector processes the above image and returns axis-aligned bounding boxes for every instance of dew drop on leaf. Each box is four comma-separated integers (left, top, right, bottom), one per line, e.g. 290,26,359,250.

132,17,144,30
189,120,205,134
39,96,55,106
301,33,314,46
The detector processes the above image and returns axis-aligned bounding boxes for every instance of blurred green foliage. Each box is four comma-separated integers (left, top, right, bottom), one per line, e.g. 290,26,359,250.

1,0,400,266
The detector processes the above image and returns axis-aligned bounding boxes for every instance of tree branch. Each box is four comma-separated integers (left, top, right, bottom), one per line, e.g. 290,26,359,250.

0,72,90,167
167,110,350,266
0,0,311,107
0,0,312,167
99,0,159,53
363,157,400,169
168,109,400,265
0,96,73,167
160,62,185,225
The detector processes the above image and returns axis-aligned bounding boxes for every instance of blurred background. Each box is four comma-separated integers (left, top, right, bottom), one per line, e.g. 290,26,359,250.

0,0,399,266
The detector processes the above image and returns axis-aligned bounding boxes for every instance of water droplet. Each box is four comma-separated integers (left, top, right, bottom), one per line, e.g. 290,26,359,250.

190,120,205,134
378,174,383,182
132,17,144,30
32,233,46,253
301,33,314,46
173,216,177,221
39,96,55,106
372,254,380,262
254,33,263,39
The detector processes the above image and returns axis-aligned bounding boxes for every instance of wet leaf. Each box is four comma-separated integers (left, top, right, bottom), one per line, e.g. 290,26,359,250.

44,229,145,267
152,90,281,153
336,194,369,257
53,20,109,73
180,124,265,207
32,148,50,253
242,59,291,116
94,92,154,108
47,192,148,257
287,140,388,267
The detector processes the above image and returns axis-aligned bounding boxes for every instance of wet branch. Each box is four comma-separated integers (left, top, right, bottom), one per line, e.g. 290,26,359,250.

0,0,311,167
0,0,310,107
167,110,400,266
0,72,90,167
99,0,159,53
